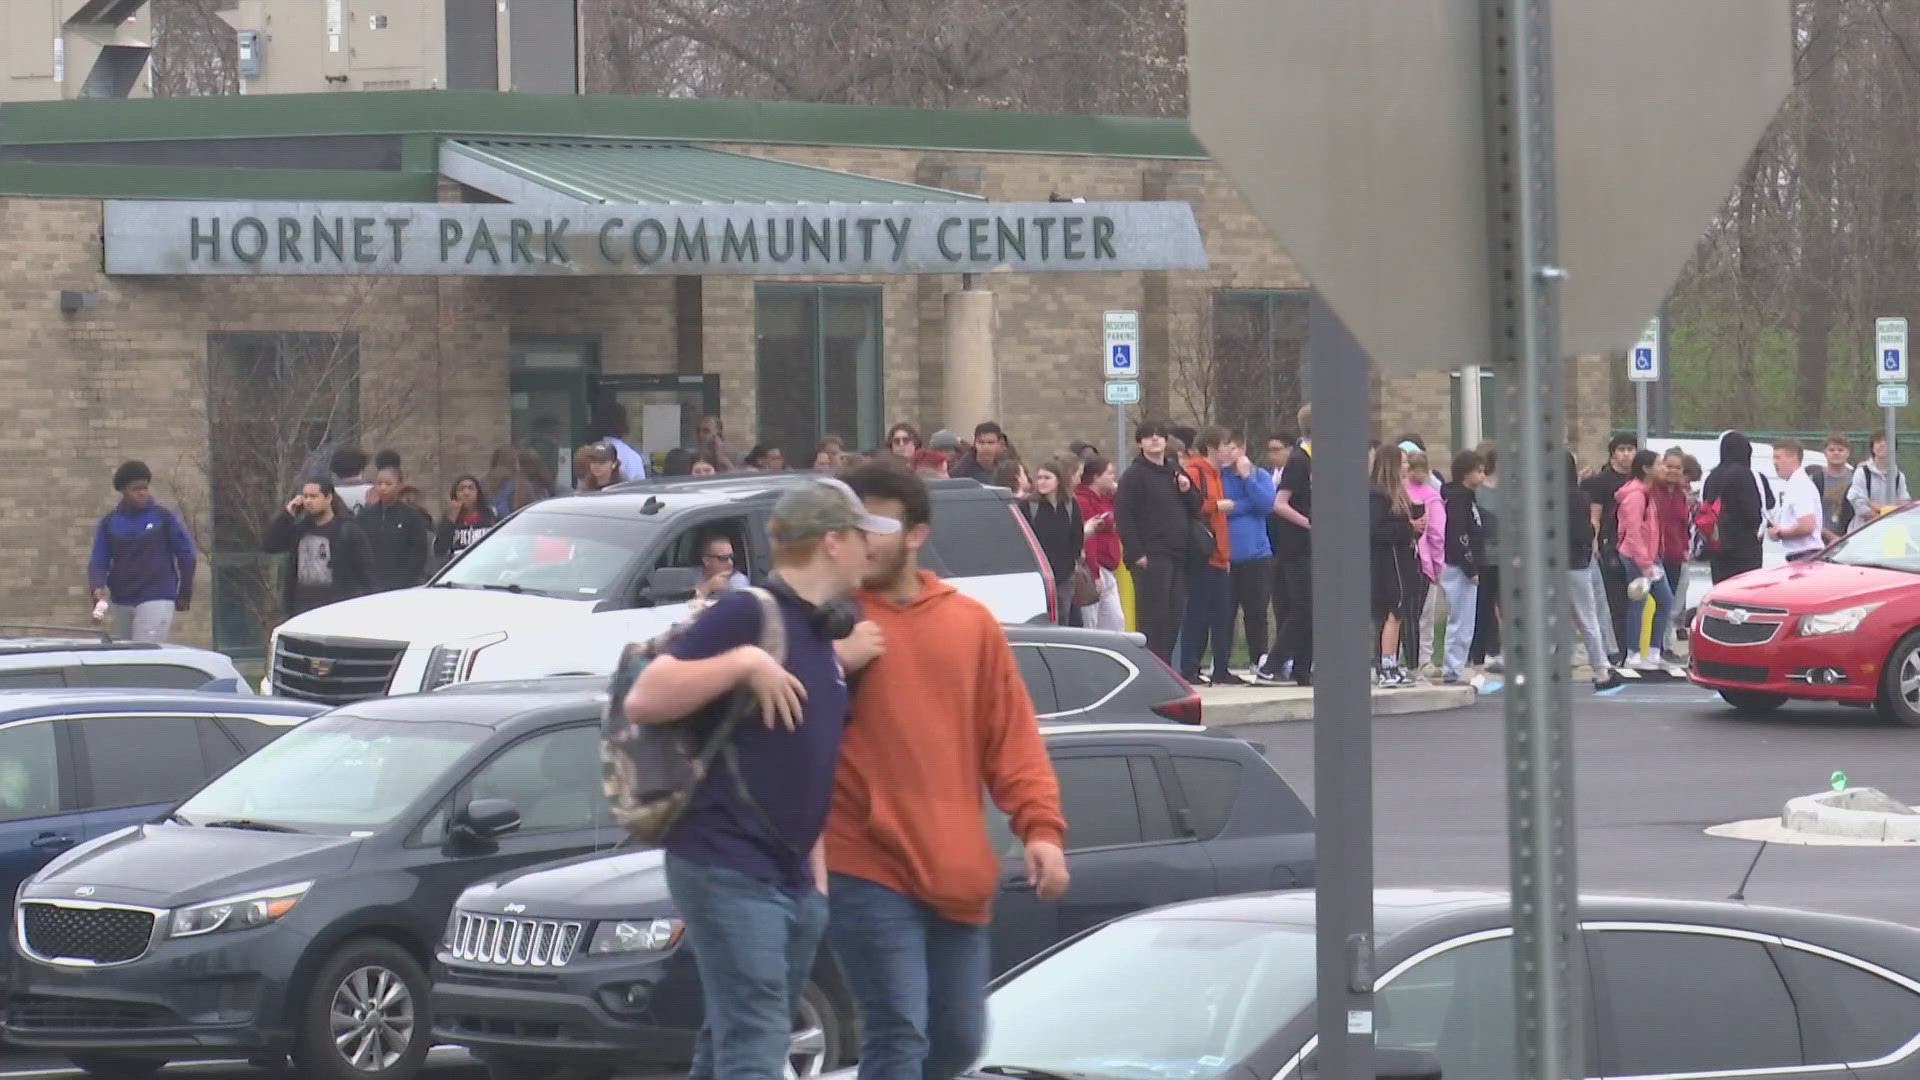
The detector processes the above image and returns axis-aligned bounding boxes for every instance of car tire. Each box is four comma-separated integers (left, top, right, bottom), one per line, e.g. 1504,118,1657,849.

1718,689,1788,715
64,1054,166,1079
791,978,846,1080
295,937,432,1080
1878,631,1920,727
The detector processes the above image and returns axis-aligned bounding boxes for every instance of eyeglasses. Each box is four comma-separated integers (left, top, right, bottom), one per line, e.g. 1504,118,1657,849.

891,435,916,445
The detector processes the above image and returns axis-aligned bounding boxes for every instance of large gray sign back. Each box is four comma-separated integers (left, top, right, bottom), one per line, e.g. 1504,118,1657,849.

101,200,1207,277
1188,0,1791,373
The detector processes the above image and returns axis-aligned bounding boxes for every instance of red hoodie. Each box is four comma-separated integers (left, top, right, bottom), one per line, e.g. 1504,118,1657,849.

1075,483,1120,571
1652,482,1691,564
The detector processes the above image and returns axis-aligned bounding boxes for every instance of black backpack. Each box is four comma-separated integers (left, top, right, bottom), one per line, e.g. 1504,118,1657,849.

601,588,786,845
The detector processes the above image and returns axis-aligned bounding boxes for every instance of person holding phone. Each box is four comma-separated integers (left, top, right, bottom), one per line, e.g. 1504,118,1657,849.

1369,444,1419,688
263,476,375,617
1073,456,1125,631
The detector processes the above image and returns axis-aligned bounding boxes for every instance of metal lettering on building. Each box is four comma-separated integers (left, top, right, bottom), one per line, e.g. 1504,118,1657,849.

103,200,1209,277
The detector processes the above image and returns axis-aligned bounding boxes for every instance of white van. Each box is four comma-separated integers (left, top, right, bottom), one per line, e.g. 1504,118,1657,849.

262,475,1054,704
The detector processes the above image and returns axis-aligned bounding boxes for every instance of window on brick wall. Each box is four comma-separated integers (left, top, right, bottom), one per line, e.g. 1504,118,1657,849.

205,332,361,656
754,285,884,464
1210,289,1310,439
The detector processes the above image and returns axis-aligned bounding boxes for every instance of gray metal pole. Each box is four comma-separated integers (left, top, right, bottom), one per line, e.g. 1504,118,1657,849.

1889,406,1899,508
1309,291,1374,1080
1480,3,1586,1080
1635,382,1649,447
1116,404,1128,482
1654,299,1673,436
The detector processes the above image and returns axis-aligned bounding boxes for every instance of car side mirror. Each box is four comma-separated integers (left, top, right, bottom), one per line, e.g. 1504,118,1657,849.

638,566,703,606
457,798,521,840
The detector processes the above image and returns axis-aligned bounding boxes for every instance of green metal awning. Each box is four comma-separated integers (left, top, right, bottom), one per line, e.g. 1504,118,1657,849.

439,138,985,205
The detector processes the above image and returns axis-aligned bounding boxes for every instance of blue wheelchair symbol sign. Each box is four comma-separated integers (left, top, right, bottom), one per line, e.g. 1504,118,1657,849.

1110,344,1133,370
1887,349,1903,372
1632,348,1654,371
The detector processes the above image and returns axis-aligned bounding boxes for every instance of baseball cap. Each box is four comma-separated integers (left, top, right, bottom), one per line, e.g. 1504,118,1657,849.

769,477,902,541
928,429,964,452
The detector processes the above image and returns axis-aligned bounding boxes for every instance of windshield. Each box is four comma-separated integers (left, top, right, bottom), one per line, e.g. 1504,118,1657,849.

983,919,1316,1080
176,714,487,834
1822,505,1920,573
433,511,657,599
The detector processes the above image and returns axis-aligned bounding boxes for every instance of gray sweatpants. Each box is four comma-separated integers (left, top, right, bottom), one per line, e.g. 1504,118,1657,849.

109,600,176,643
1568,568,1609,672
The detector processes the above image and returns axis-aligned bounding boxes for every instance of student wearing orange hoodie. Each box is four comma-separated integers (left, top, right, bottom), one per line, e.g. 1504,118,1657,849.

830,458,1069,1080
1179,426,1238,684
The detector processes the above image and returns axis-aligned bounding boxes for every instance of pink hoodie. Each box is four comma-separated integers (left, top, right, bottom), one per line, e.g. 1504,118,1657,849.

1615,477,1661,569
1406,478,1446,582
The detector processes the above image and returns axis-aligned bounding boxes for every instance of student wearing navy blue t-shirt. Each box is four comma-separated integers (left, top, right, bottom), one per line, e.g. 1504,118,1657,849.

624,477,894,1080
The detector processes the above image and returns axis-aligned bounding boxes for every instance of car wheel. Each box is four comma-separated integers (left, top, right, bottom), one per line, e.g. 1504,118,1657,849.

1718,689,1788,714
64,1054,166,1079
295,937,431,1080
788,979,845,1080
1879,632,1920,727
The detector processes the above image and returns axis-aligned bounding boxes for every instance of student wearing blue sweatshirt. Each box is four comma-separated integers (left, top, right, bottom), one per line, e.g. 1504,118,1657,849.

1220,435,1277,684
88,460,199,642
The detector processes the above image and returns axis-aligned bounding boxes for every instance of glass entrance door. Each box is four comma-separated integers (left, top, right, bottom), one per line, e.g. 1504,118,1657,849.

510,336,598,490
593,374,722,474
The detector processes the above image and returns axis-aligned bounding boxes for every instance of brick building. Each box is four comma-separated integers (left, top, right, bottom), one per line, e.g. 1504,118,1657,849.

0,90,1611,653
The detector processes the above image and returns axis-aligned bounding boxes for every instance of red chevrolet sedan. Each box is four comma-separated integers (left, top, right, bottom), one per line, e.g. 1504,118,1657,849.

1691,504,1920,723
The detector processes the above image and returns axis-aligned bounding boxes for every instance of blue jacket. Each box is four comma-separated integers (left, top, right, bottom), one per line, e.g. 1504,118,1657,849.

1221,467,1276,563
88,503,198,606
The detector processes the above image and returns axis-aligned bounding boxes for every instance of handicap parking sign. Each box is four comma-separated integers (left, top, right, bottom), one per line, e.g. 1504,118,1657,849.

1887,349,1903,372
1111,344,1133,370
1633,348,1653,371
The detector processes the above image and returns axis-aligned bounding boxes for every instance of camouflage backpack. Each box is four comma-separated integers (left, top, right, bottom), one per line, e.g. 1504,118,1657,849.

601,586,786,844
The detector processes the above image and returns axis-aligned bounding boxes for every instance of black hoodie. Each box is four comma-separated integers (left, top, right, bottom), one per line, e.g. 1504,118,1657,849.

1702,430,1770,563
1440,480,1486,571
358,491,433,592
264,509,375,616
1116,453,1203,564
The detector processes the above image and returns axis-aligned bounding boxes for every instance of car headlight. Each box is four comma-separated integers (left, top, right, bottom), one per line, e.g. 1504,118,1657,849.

423,631,508,690
1798,603,1883,637
168,881,311,938
588,917,684,955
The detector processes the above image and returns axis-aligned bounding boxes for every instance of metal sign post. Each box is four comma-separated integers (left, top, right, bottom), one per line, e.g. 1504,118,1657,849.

1482,3,1582,1076
1104,310,1140,465
1630,318,1661,445
1878,317,1907,498
1186,4,1791,1077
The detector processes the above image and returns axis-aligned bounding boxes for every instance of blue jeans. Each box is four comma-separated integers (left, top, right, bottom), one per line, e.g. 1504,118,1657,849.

1623,557,1673,655
827,874,992,1080
667,854,830,1080
1179,564,1234,678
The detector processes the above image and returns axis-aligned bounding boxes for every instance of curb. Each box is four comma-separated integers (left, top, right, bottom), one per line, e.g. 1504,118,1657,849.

1202,684,1478,726
1781,788,1920,843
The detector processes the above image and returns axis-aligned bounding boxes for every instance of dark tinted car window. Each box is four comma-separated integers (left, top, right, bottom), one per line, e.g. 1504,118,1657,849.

1045,646,1132,713
1594,931,1802,1075
1378,936,1515,1078
75,715,216,809
1172,757,1241,840
0,668,67,689
1055,756,1140,850
198,718,244,774
76,663,216,690
1776,946,1920,1064
467,725,608,832
921,499,1037,577
0,721,62,822
1129,756,1177,842
216,716,286,754
1012,646,1057,714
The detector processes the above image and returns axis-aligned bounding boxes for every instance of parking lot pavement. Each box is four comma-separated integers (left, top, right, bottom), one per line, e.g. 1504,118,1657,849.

1243,681,1920,927
0,1048,686,1080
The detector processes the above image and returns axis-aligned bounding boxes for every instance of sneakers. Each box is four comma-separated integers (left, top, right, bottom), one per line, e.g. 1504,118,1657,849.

1484,655,1505,674
1253,670,1290,687
1593,670,1625,692
1442,670,1463,685
1212,671,1249,687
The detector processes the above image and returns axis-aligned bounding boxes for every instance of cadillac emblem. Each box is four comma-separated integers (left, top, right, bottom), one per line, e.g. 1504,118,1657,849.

308,657,335,677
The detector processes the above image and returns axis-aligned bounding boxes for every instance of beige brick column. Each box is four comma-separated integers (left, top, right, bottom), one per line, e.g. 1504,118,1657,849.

943,288,997,436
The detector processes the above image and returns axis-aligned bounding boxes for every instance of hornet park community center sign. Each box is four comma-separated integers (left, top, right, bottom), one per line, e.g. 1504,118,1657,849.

102,200,1209,277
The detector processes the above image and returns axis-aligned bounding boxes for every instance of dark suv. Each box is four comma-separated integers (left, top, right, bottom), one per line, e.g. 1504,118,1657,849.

6,679,619,1080
430,723,1313,1080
